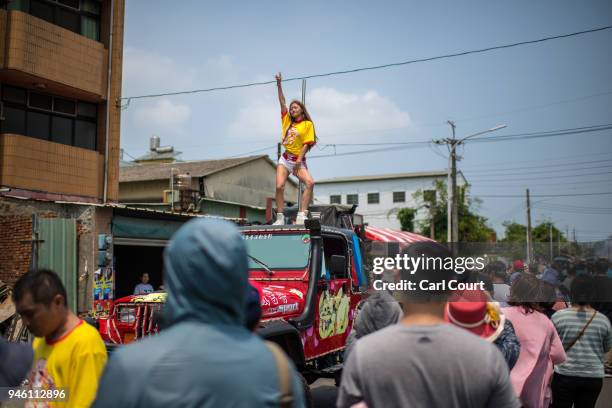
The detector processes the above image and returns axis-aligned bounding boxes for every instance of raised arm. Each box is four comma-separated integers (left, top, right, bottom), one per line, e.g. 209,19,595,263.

275,72,287,115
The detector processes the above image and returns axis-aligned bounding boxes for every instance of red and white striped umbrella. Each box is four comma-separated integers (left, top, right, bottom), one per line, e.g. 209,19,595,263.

365,226,434,244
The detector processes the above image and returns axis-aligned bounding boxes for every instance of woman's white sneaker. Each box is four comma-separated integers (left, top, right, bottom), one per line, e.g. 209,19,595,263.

295,212,308,225
272,213,285,225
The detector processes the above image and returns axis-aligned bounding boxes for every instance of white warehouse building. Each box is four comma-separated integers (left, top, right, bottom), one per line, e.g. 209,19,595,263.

314,171,467,230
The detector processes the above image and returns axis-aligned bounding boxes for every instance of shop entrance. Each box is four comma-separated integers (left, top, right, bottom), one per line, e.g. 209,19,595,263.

113,243,165,300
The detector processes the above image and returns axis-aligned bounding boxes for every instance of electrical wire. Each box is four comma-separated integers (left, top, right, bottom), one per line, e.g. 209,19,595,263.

463,159,612,174
466,164,612,177
474,192,612,198
468,170,612,182
455,91,612,123
463,150,612,169
121,25,612,101
307,124,612,159
229,144,278,158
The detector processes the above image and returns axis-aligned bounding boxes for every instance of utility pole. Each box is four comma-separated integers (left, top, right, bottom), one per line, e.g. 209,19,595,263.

448,121,459,244
526,189,533,264
297,79,306,212
549,221,553,262
430,206,435,240
277,143,281,161
433,122,507,244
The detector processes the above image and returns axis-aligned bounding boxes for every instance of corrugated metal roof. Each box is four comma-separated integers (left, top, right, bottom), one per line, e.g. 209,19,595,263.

119,155,272,182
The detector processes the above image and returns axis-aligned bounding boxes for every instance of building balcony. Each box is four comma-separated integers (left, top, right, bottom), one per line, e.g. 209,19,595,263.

0,9,108,101
0,133,103,200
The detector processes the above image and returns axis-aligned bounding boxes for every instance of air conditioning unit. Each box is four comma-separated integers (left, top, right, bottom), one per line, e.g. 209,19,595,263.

163,190,180,204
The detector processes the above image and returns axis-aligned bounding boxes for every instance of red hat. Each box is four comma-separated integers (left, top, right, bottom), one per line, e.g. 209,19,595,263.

445,290,505,342
513,260,525,271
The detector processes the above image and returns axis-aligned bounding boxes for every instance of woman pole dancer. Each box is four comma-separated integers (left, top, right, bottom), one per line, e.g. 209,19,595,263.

273,72,316,225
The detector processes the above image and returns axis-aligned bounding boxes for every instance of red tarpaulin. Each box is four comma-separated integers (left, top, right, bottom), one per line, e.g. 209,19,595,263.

365,226,434,244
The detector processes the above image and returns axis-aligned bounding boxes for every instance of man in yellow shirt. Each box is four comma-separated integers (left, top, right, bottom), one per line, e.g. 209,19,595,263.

14,269,107,408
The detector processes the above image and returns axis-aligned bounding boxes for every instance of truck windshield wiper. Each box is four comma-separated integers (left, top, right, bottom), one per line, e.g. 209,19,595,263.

248,255,274,276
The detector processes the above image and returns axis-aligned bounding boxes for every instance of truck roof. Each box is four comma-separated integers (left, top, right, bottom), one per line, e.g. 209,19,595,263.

239,224,358,240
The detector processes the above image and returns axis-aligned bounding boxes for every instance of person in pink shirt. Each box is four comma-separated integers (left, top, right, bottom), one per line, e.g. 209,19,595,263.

504,274,566,408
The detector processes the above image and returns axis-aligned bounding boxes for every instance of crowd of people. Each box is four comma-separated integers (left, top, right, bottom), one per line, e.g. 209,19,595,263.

2,217,612,408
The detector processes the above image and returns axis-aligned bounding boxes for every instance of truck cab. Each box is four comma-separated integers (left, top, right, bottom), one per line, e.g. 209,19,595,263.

98,214,368,389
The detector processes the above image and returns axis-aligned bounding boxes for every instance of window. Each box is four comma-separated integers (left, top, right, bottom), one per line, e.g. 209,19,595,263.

244,233,310,270
2,86,27,104
75,120,96,149
330,195,341,204
367,193,380,204
393,191,406,203
54,98,76,115
77,102,97,118
56,6,79,32
58,0,79,8
323,235,348,279
29,92,52,110
51,116,72,145
7,0,102,42
1,85,97,150
7,0,30,12
30,0,54,24
27,111,50,140
346,194,359,205
1,106,26,134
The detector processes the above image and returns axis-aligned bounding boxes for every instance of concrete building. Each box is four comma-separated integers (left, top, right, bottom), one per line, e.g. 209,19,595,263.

119,153,299,223
314,171,466,230
0,0,125,313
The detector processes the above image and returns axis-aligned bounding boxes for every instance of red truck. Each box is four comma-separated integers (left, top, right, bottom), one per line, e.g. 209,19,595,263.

98,213,369,399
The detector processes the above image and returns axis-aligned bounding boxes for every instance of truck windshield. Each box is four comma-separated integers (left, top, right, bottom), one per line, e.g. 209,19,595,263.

243,233,310,270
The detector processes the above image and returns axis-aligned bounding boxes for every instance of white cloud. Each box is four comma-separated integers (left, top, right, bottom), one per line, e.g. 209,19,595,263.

227,88,412,143
123,49,240,133
309,88,412,139
122,48,196,96
133,99,192,128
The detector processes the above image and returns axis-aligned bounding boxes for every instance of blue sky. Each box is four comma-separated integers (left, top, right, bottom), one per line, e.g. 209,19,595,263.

120,0,612,241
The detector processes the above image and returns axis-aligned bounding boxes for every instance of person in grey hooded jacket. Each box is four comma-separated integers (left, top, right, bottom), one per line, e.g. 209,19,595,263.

344,290,403,360
92,218,304,408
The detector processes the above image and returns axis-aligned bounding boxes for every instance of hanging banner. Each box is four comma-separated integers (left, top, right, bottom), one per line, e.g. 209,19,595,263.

93,267,114,317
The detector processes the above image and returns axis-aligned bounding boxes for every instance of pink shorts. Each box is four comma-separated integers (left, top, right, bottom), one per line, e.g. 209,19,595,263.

279,152,308,173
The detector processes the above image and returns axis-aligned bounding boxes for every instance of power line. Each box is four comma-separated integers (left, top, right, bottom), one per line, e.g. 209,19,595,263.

229,144,277,158
454,90,612,123
121,25,612,102
475,192,612,198
320,123,612,149
536,203,612,211
469,170,612,182
469,178,612,188
463,159,612,173
466,164,612,177
309,143,429,159
463,150,612,169
469,124,612,143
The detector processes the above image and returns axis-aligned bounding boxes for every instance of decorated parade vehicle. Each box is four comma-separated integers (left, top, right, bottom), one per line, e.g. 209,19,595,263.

98,206,369,387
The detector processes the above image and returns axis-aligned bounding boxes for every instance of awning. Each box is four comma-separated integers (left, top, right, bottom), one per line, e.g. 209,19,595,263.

365,226,434,244
112,215,184,240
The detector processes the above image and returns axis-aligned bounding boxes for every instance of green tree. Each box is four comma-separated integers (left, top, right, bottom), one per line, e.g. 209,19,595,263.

501,222,527,243
397,208,417,232
533,222,567,243
413,181,494,242
501,221,566,243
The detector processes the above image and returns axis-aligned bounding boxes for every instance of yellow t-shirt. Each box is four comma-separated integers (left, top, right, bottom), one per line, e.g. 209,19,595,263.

27,320,108,408
281,111,316,156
